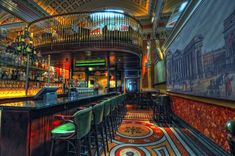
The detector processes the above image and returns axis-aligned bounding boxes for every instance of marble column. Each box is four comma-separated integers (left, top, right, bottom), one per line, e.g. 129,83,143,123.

140,54,143,91
147,41,152,89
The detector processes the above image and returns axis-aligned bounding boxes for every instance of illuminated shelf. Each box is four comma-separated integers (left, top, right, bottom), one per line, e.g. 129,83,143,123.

0,60,47,72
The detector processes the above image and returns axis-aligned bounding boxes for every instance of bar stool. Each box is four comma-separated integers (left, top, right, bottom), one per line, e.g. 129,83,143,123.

152,97,159,121
226,120,235,155
92,102,107,156
155,95,171,122
50,107,93,156
109,97,117,136
117,94,126,122
116,95,123,124
110,96,121,137
103,99,113,151
122,94,126,113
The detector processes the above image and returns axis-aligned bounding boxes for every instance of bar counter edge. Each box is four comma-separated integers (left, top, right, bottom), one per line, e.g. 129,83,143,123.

0,93,117,156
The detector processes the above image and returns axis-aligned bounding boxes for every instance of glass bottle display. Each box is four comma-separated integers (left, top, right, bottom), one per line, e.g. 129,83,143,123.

0,28,64,98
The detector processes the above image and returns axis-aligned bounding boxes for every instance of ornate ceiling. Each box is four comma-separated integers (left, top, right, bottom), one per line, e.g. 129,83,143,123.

0,0,187,44
0,0,188,69
0,0,155,42
0,9,22,25
33,0,150,17
0,8,25,46
162,0,183,13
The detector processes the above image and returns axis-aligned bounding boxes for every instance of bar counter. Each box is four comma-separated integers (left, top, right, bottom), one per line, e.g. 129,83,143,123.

0,93,116,156
0,93,114,110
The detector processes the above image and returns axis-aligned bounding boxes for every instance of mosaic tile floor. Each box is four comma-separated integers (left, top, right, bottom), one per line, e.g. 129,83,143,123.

101,105,229,156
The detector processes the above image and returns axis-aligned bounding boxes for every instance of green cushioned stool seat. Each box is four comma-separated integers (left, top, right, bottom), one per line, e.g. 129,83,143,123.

49,107,93,156
51,122,75,136
226,120,235,135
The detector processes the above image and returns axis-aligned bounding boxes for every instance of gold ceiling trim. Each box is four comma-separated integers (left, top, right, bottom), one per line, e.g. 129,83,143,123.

33,0,150,17
0,9,22,25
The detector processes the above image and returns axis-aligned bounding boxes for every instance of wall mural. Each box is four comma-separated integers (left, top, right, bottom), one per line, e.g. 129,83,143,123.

166,0,235,100
154,60,166,84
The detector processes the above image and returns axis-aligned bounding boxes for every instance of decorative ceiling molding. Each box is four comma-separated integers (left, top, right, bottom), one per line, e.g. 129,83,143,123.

33,0,151,17
0,0,49,22
162,0,182,14
0,9,26,31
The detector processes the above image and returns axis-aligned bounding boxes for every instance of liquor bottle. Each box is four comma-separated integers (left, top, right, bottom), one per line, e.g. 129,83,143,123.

15,57,20,66
15,70,19,80
22,72,26,81
0,68,2,79
13,70,16,80
35,59,38,68
19,71,23,81
42,59,45,69
12,70,16,80
38,60,42,68
8,70,12,80
32,49,37,65
33,71,37,81
20,55,24,66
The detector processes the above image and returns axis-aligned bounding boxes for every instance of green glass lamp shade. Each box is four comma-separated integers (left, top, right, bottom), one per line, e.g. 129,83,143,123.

26,46,32,53
16,46,21,51
15,37,19,42
226,120,235,134
51,122,75,134
33,50,37,55
20,38,25,42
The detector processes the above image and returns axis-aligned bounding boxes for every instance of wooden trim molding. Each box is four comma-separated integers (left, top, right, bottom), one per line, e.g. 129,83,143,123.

167,91,235,109
153,82,166,86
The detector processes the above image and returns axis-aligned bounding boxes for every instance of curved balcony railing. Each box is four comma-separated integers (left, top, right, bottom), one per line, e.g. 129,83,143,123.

28,11,143,55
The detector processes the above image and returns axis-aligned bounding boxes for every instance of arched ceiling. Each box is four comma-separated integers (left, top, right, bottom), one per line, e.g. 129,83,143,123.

0,0,187,44
34,0,150,17
0,9,22,25
0,8,25,47
0,0,188,71
0,0,154,23
0,0,156,41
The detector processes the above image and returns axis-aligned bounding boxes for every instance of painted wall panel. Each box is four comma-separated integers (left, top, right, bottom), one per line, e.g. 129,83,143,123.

166,0,235,100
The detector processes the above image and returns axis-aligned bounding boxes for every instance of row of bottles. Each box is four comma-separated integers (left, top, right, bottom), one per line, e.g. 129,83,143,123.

0,68,26,81
0,67,64,84
0,80,25,88
0,50,49,69
0,67,47,82
3,27,49,69
0,80,63,98
0,50,27,66
0,28,66,98
0,28,69,97
77,88,95,97
28,70,46,82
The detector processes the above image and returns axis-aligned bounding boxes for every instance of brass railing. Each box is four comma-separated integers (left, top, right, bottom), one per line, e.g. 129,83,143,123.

28,11,143,54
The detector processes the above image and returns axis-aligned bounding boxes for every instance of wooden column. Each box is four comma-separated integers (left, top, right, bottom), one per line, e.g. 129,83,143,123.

115,65,118,92
107,52,110,93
